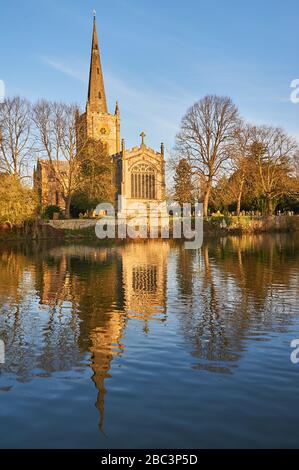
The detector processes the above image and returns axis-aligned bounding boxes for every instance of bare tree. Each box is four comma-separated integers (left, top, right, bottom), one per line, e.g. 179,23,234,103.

32,100,88,218
0,97,33,179
176,95,239,216
228,124,255,215
250,126,298,215
294,149,299,177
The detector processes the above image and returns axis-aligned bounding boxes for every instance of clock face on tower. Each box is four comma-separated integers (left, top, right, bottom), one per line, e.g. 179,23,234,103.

99,126,110,136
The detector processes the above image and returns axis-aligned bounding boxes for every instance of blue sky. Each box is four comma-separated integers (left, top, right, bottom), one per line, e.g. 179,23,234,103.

1,0,299,154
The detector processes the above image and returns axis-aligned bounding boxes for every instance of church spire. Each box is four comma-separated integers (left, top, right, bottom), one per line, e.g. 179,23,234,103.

87,12,108,113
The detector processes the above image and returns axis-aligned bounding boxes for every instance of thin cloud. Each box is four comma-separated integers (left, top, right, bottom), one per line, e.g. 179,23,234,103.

106,75,183,140
40,56,87,83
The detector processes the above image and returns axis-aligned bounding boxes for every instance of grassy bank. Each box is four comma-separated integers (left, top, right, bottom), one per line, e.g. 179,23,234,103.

1,215,299,242
207,214,299,235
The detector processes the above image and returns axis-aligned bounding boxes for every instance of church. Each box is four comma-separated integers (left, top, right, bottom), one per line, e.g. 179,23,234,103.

35,14,166,217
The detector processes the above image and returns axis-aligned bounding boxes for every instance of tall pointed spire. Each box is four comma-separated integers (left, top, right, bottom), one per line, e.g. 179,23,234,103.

87,12,108,113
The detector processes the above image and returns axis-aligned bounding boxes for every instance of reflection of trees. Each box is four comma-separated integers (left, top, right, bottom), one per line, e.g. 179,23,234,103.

218,234,299,301
175,244,239,373
0,244,84,381
176,246,196,298
0,247,44,381
0,248,32,304
175,234,299,373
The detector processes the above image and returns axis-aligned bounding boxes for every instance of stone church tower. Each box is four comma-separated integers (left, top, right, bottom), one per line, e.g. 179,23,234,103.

79,13,166,216
77,14,120,155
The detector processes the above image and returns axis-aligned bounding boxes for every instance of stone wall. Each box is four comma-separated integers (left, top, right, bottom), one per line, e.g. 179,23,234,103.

47,219,97,230
47,215,299,234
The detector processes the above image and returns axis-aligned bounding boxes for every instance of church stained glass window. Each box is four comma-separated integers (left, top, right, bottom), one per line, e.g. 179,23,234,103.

131,163,156,199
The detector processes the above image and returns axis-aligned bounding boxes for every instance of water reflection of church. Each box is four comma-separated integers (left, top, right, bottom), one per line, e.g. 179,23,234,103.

122,243,168,330
37,242,169,431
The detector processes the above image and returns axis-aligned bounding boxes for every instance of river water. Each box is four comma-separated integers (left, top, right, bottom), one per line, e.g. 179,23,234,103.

0,235,298,448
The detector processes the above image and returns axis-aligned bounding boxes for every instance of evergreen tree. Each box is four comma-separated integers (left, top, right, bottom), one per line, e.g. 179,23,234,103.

174,158,194,205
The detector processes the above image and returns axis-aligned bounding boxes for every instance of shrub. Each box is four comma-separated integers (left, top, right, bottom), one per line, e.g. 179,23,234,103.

70,191,95,218
0,174,37,227
43,204,62,220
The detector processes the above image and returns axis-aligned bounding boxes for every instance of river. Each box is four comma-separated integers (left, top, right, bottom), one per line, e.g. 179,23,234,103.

0,235,298,448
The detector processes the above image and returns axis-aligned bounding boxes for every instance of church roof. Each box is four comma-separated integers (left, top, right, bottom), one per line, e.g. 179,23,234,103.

37,159,69,176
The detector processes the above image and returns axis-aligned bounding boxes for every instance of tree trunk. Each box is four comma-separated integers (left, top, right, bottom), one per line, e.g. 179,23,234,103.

203,182,212,217
236,177,245,216
266,196,273,215
65,196,71,219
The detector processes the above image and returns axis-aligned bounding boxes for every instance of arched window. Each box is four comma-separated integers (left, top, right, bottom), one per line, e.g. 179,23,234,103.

131,163,156,199
132,266,157,292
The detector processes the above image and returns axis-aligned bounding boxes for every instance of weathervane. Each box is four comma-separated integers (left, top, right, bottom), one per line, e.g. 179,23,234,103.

93,9,96,19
